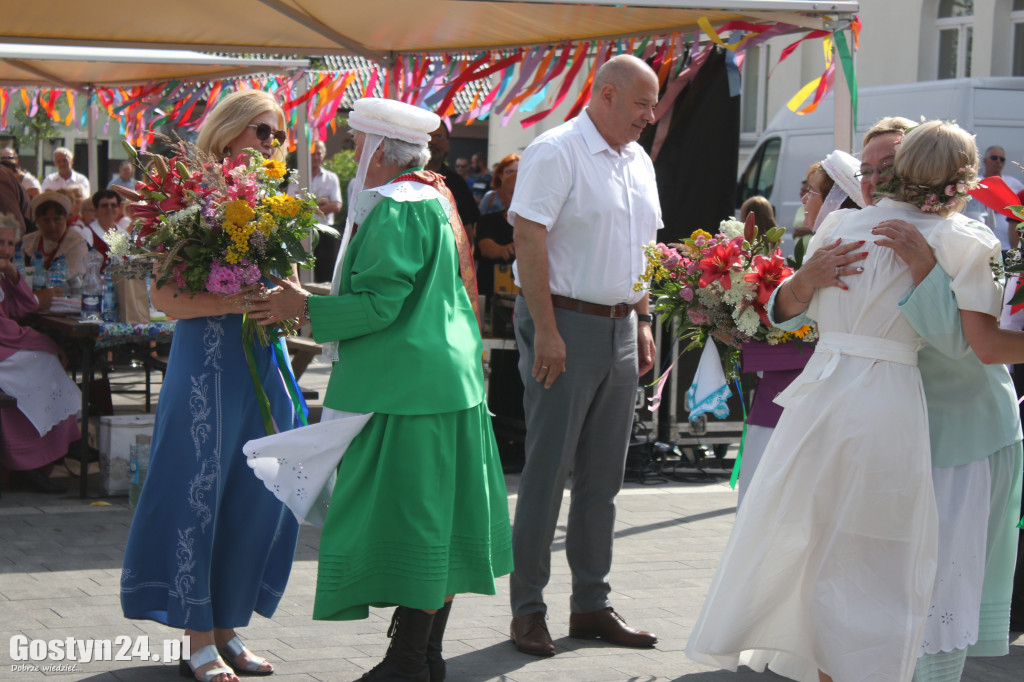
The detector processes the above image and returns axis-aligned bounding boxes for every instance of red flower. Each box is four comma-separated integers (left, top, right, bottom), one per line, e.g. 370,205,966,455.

698,237,744,290
744,250,793,306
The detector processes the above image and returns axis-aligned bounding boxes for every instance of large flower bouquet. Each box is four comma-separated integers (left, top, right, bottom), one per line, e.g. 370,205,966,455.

637,214,816,375
106,139,337,345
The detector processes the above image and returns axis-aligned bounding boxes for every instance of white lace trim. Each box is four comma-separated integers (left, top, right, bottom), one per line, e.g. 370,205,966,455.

0,349,80,435
352,180,452,224
918,458,991,655
244,408,373,527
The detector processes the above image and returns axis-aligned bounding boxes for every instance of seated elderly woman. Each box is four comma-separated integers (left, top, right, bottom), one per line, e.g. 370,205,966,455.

0,213,80,493
20,190,88,280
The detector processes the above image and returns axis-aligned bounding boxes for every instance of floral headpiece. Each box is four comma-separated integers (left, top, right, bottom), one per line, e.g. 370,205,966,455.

877,164,978,213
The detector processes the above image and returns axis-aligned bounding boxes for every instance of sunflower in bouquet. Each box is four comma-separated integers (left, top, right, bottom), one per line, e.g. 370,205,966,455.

636,213,816,374
106,138,338,345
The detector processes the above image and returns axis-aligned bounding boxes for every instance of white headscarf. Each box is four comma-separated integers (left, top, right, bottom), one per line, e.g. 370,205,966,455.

321,98,439,363
813,149,866,231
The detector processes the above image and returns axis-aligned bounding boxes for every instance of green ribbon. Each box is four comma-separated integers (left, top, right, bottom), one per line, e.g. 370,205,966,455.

272,337,309,427
1017,515,1023,530
243,335,276,437
728,367,748,490
833,29,858,131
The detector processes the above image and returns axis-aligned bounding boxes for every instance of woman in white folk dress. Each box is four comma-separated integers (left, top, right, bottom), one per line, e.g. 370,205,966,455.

686,121,1008,682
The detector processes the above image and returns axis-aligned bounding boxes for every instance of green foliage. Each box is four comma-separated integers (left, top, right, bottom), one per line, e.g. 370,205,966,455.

323,148,358,208
12,108,60,159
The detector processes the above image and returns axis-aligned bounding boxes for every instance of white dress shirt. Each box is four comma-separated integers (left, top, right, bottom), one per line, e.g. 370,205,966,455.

509,109,662,305
288,168,342,225
41,169,91,199
20,172,40,193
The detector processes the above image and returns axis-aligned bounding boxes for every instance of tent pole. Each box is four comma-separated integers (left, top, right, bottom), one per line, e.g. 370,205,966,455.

294,74,313,285
832,35,854,153
86,86,99,193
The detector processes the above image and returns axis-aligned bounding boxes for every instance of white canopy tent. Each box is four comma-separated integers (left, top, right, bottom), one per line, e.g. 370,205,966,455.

2,1,859,59
0,46,309,190
1,0,861,185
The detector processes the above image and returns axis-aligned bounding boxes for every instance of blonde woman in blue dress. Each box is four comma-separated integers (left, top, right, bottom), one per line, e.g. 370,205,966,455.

686,121,1011,682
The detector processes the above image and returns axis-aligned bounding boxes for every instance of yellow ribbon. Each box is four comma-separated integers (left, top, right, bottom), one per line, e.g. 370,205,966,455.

698,16,752,51
786,77,821,113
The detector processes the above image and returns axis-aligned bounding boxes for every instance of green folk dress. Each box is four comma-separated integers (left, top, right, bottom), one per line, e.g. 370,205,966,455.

306,176,513,620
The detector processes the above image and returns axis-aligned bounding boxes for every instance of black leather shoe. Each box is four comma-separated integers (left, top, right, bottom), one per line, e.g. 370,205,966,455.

568,608,656,647
510,612,555,656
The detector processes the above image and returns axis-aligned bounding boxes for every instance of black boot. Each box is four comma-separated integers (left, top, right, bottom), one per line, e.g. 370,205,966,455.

358,606,434,681
426,601,452,682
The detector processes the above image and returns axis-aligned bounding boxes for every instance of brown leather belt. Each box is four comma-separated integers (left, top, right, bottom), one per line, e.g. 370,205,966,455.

550,294,634,319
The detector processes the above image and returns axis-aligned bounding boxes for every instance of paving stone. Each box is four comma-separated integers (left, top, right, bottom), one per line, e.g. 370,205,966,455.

1,375,1020,682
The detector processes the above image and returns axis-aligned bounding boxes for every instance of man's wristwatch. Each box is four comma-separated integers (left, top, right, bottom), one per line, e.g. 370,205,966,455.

637,313,653,324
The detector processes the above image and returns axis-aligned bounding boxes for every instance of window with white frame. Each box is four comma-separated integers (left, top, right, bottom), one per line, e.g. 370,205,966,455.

1013,0,1024,76
937,0,973,79
740,44,769,138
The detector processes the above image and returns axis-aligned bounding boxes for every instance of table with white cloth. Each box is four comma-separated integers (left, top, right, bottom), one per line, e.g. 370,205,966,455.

28,314,176,497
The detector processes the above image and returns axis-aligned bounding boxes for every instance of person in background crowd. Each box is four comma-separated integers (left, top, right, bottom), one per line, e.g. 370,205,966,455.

78,190,124,262
0,147,41,198
41,147,91,198
508,54,660,657
427,122,480,242
107,160,136,191
470,152,492,202
0,162,31,235
20,191,87,280
479,154,519,216
120,90,302,682
0,212,80,494
476,154,520,297
793,179,810,238
288,140,342,283
739,195,777,238
453,157,472,186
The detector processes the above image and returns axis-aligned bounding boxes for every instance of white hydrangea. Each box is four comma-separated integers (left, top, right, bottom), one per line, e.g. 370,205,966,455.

722,272,756,305
734,305,762,337
765,326,788,345
719,218,744,239
696,280,722,308
104,228,132,259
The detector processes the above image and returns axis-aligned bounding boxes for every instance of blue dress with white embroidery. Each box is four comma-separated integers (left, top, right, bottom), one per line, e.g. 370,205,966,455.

120,313,301,630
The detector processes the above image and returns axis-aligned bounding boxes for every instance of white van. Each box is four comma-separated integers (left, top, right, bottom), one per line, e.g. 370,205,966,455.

737,77,1024,246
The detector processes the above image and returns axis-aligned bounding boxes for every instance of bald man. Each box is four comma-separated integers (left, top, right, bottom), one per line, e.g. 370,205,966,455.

507,54,661,656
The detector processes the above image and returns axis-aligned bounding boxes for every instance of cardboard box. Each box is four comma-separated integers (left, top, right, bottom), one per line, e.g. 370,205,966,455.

98,414,155,496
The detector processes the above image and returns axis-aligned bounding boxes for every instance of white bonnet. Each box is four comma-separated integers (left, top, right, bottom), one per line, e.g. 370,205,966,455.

821,149,866,208
348,97,439,145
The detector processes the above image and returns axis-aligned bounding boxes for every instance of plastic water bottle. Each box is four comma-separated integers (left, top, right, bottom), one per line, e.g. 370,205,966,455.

102,272,118,322
81,251,103,321
48,255,67,294
32,252,46,289
128,434,151,516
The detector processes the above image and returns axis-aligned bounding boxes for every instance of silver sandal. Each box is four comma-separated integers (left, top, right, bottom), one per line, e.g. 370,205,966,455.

218,636,274,676
179,644,236,682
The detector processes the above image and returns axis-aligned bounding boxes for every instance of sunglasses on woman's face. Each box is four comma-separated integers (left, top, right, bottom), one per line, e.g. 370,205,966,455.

248,123,287,145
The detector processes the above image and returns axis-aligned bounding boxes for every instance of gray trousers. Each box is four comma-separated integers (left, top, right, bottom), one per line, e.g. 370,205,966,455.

509,296,639,617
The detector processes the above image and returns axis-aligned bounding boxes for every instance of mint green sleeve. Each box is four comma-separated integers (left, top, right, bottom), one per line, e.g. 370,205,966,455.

898,264,972,359
308,199,429,343
766,280,814,331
